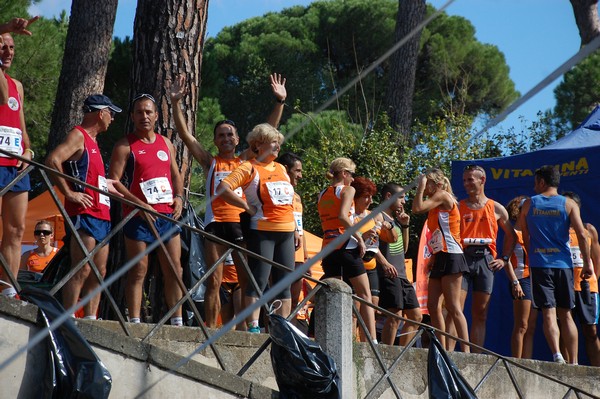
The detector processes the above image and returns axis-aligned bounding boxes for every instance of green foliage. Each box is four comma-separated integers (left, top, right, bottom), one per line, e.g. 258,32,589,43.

103,37,132,159
200,0,518,141
0,9,68,162
553,50,600,129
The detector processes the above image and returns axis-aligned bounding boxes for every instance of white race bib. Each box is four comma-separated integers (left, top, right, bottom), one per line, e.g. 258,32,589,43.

265,181,294,205
293,211,303,235
98,176,110,207
428,229,444,254
0,126,22,157
214,171,243,197
570,245,583,267
140,177,173,204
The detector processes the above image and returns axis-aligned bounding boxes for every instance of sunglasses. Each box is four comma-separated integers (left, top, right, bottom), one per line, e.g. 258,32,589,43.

131,93,156,105
34,229,53,236
344,169,356,178
464,164,485,173
214,119,236,129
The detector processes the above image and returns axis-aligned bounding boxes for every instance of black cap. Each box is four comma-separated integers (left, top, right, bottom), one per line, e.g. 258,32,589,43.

83,94,122,113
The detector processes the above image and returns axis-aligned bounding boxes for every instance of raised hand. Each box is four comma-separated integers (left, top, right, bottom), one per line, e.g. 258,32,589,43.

170,74,187,101
270,73,287,102
2,16,39,36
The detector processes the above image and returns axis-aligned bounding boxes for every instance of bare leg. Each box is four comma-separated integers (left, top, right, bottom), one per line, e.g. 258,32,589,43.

445,288,466,351
556,307,578,364
400,307,423,346
427,278,445,349
382,308,401,346
157,234,184,318
348,273,376,341
442,273,470,353
511,299,532,358
470,291,491,353
522,307,538,359
0,192,27,292
203,239,225,328
582,324,600,366
124,238,149,320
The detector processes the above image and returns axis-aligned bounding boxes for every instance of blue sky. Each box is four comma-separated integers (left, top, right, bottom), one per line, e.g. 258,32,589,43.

29,0,586,134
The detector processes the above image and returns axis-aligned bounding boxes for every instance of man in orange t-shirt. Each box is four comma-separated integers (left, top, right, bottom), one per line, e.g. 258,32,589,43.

458,164,516,353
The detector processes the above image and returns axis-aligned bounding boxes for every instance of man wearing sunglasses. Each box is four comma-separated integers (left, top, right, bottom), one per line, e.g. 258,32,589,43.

170,73,287,328
109,93,185,326
457,164,517,353
46,94,122,319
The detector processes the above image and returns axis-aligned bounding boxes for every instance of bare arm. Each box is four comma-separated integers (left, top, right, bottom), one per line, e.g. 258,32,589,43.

0,16,39,36
45,128,93,208
411,174,452,214
587,223,600,278
377,213,398,244
518,199,531,254
568,198,593,279
167,140,183,220
0,36,7,105
14,79,31,168
489,201,517,272
170,75,213,171
217,180,252,213
108,139,155,217
339,185,365,256
265,73,287,128
375,250,398,278
19,251,30,270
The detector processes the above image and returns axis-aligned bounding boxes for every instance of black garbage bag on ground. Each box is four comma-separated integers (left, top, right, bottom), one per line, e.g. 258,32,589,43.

179,202,208,302
426,328,477,399
19,286,112,399
269,313,340,399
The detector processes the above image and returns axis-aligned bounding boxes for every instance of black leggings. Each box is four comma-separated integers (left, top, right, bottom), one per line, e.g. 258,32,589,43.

246,230,295,299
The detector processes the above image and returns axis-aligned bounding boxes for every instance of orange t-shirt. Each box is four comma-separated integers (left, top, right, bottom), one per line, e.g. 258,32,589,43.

25,247,58,273
569,228,598,293
459,199,498,257
205,156,245,223
318,185,355,249
426,203,463,254
222,160,295,232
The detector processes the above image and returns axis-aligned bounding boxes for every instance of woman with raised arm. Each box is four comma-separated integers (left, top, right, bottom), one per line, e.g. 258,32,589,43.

412,169,470,352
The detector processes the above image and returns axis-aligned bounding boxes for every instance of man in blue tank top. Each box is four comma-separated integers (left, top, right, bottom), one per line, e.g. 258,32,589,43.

519,165,593,364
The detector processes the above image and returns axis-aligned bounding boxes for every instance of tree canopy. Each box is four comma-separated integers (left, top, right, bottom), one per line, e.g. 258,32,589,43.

200,0,518,139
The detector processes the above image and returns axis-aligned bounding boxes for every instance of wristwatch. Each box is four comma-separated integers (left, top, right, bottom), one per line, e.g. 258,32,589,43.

512,280,519,286
501,255,510,264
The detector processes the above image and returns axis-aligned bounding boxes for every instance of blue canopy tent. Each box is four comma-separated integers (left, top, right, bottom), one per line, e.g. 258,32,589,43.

450,105,600,362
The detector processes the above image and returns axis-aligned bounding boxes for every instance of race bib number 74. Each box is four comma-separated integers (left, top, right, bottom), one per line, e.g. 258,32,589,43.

140,177,173,204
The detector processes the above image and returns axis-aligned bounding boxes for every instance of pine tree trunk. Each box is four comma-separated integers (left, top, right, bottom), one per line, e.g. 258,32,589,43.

386,0,426,141
129,0,208,190
46,1,118,152
569,0,600,46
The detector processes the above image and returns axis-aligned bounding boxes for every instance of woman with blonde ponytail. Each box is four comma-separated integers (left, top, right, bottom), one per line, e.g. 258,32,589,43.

412,168,470,352
317,157,377,343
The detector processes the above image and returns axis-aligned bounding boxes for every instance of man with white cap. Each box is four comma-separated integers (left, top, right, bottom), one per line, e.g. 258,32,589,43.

46,94,122,318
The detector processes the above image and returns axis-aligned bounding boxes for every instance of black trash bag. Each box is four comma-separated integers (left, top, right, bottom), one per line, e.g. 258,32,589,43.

179,202,208,302
426,328,477,399
19,286,112,399
269,313,341,399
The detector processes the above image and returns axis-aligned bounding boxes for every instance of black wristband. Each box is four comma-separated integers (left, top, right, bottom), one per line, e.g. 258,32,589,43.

400,224,409,229
276,98,285,104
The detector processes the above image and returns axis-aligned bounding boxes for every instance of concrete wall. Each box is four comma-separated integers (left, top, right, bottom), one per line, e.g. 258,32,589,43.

1,296,599,398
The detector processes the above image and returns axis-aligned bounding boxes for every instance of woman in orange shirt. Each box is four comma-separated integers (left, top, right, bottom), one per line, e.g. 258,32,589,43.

218,123,295,333
317,158,377,342
20,220,59,273
412,169,470,352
